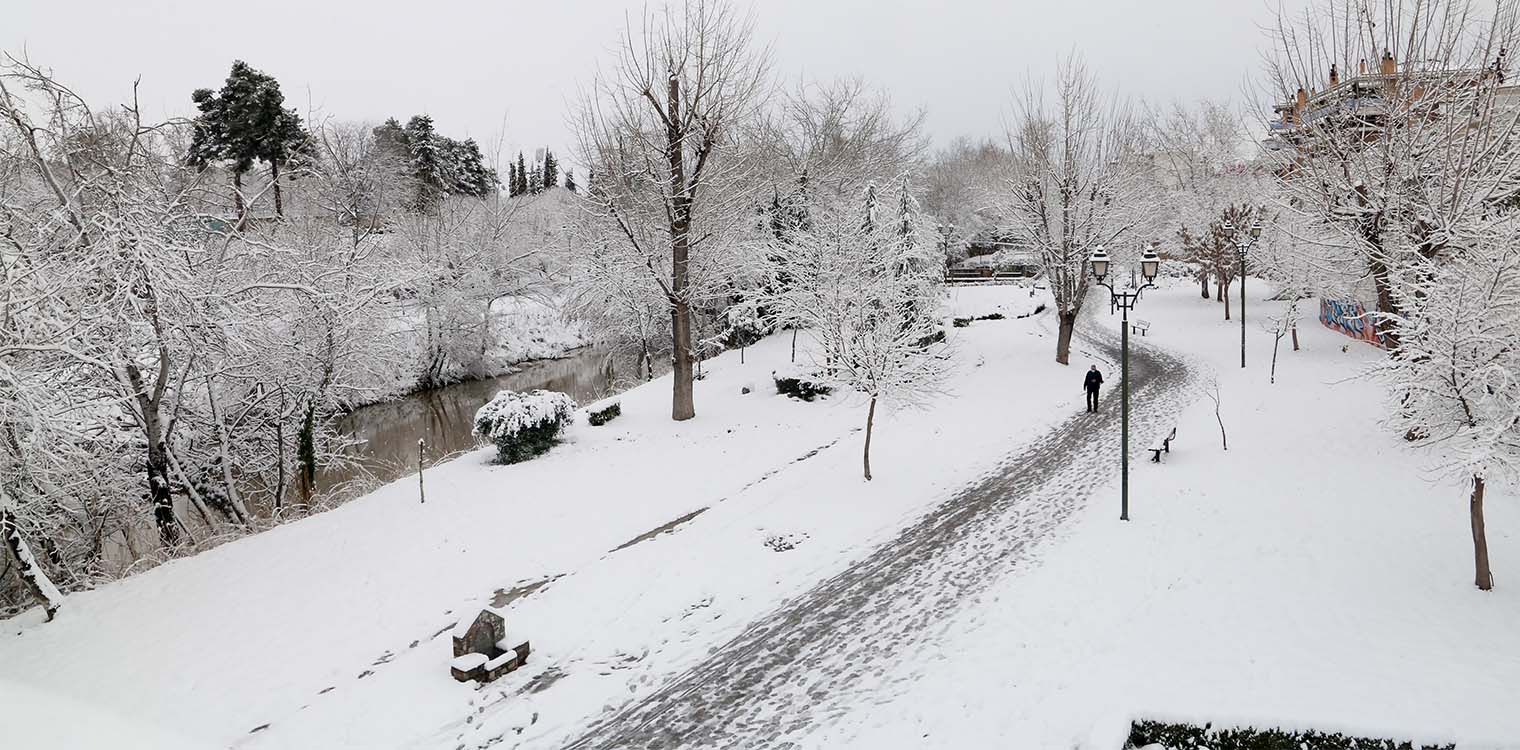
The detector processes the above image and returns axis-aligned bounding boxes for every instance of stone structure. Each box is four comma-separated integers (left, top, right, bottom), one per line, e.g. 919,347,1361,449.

449,607,532,683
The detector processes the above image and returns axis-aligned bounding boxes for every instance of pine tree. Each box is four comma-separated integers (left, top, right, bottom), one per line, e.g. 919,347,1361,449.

189,60,312,219
508,162,519,197
564,168,577,193
515,152,528,196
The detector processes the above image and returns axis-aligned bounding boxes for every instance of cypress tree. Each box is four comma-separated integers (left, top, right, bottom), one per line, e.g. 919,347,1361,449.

543,149,559,189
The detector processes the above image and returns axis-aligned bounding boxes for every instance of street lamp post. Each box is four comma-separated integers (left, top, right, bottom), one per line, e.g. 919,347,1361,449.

1222,219,1263,369
1090,244,1161,522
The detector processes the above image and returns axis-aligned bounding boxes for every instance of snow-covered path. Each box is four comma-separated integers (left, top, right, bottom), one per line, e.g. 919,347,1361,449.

557,322,1201,749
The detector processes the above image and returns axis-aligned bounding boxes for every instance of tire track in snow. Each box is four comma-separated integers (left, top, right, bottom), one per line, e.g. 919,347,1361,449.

549,324,1200,750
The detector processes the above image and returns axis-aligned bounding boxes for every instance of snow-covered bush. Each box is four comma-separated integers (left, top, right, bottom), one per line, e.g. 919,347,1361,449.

587,402,621,427
772,369,833,402
472,390,577,464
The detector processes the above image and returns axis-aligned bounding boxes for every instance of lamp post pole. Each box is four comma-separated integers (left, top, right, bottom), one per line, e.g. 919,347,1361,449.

1089,244,1160,522
1240,248,1246,368
1223,219,1262,369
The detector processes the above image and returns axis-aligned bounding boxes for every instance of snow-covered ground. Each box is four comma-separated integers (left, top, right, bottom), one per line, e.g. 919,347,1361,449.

2,283,1517,749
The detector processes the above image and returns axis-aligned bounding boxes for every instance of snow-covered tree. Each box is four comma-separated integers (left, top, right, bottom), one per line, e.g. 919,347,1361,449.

996,55,1146,364
189,60,313,220
764,180,946,480
573,0,771,421
1261,0,1520,347
1378,239,1520,591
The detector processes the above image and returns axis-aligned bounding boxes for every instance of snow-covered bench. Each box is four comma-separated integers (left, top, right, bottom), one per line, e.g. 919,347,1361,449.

1131,319,1151,336
1148,425,1177,463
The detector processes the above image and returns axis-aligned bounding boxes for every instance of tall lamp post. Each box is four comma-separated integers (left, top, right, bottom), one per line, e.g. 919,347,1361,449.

1090,244,1161,522
1222,219,1263,369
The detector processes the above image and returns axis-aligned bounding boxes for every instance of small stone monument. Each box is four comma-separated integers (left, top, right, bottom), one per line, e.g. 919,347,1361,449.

449,607,532,683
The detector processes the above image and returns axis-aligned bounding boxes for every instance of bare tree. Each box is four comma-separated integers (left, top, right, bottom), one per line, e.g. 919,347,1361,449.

573,0,771,421
998,55,1145,364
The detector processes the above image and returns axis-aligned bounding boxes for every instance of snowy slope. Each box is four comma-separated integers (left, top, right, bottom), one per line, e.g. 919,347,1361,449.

1,286,1064,749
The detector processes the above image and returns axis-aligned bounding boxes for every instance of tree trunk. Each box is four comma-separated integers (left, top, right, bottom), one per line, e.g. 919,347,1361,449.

1,508,62,621
1291,325,1300,351
205,381,253,525
1216,277,1223,302
1270,332,1281,384
665,74,696,422
166,448,218,529
271,160,284,218
863,396,877,481
298,403,317,506
147,439,178,547
1054,311,1077,365
1471,475,1494,591
791,329,797,363
1223,282,1232,320
1369,255,1400,348
232,169,246,221
671,301,695,420
1200,269,1210,298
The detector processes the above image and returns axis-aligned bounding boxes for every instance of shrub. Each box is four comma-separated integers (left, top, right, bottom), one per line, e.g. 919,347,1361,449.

974,312,1005,321
1126,720,1455,750
952,317,972,328
772,371,832,402
472,389,577,464
587,401,621,426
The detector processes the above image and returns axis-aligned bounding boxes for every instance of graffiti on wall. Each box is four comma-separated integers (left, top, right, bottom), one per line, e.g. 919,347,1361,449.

1320,298,1384,347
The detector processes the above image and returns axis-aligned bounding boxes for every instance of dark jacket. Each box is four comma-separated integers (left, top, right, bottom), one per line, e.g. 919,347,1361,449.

1084,370,1103,391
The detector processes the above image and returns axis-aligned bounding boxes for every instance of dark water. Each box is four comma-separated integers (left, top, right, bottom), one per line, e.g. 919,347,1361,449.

319,346,654,492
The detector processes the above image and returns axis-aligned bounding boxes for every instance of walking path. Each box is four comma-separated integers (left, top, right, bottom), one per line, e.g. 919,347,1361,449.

559,324,1200,749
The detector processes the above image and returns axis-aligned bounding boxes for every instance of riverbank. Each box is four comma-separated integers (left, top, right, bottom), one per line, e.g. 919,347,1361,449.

0,284,1057,748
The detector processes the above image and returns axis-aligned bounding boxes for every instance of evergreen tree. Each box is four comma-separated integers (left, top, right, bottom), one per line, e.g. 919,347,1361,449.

508,162,519,197
515,152,528,196
188,60,312,219
372,117,408,157
543,149,559,189
564,168,577,193
529,163,543,195
404,115,446,209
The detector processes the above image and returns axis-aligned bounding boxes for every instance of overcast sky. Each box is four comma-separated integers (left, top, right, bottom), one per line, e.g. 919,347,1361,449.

5,0,1284,166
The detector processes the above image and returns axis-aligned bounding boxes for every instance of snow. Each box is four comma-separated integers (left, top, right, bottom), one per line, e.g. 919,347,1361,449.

2,283,1518,749
451,653,488,671
0,679,203,750
485,651,517,671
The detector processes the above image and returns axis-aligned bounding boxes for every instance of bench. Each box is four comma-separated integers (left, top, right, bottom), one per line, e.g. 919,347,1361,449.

1149,425,1177,463
1131,319,1151,336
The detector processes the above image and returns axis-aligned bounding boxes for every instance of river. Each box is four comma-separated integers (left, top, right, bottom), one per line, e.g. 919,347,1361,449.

318,346,657,492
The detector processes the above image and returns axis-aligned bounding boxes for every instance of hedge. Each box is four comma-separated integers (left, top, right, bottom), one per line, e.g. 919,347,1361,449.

1126,720,1456,750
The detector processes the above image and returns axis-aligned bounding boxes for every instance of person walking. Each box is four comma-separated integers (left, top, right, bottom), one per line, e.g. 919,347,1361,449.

1084,365,1104,413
